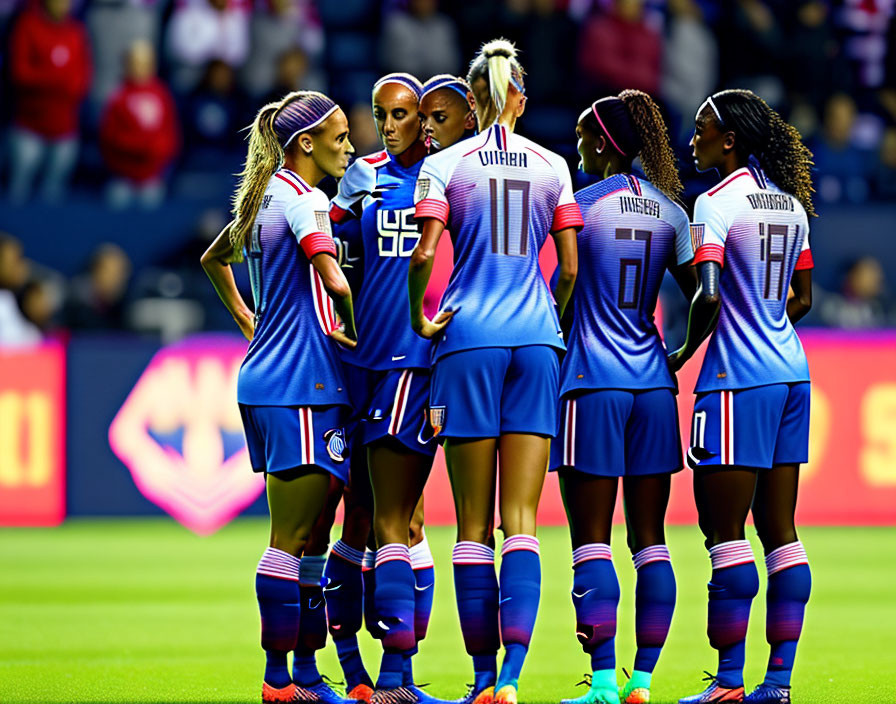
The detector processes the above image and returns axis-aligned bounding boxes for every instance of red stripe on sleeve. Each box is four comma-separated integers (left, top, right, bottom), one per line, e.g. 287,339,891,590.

329,203,349,224
301,233,338,259
552,202,584,232
694,243,725,266
415,198,450,224
794,249,814,271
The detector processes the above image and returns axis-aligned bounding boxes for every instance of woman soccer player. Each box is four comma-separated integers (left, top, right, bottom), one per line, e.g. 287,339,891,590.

200,91,357,704
410,40,582,704
553,91,696,704
670,90,815,704
326,73,452,704
418,74,477,153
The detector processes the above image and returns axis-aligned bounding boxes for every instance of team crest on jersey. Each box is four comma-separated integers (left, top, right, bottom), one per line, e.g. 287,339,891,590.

415,178,430,202
315,211,333,235
428,406,446,437
324,428,347,462
262,194,273,209
690,223,705,251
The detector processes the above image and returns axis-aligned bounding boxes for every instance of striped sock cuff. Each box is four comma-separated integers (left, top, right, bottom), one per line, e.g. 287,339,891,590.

501,534,540,557
709,540,755,570
632,544,671,570
362,549,376,572
765,541,808,576
452,541,495,565
375,543,411,567
409,537,434,570
299,554,326,587
257,547,300,581
572,542,612,566
331,540,364,566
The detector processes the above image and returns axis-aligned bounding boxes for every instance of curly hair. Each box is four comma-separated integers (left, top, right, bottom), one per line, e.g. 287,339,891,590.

712,89,816,217
619,89,683,200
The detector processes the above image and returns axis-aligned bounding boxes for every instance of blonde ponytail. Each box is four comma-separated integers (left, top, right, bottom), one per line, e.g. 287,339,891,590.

230,101,284,262
468,38,523,125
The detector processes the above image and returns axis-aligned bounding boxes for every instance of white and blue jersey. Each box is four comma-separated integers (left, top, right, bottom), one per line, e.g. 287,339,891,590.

237,168,348,409
691,165,813,393
333,150,431,371
560,173,693,397
414,123,584,363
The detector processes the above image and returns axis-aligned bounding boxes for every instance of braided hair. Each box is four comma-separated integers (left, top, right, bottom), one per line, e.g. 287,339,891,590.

710,89,816,217
230,91,337,261
581,89,682,200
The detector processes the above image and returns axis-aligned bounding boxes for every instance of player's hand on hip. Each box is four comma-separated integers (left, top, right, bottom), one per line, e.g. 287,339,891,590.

413,309,453,339
667,348,685,373
330,328,358,349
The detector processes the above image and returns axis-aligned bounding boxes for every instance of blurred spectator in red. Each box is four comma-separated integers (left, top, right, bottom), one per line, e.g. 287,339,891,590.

100,39,180,210
65,243,133,331
0,234,41,346
381,0,460,78
812,93,872,204
577,0,661,97
662,0,717,141
7,0,91,204
819,257,892,328
165,0,250,93
242,0,324,100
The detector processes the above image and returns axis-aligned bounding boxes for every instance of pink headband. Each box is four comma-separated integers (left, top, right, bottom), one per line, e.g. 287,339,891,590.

592,101,625,156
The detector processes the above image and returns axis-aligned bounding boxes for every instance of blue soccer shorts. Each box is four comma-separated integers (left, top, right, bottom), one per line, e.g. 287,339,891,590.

239,403,350,481
342,363,437,456
687,382,810,470
429,345,560,439
549,388,682,477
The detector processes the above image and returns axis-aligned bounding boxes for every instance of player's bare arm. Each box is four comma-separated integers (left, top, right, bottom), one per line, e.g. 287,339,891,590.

311,251,357,347
408,217,452,339
787,268,813,324
551,227,578,317
668,261,721,372
200,220,255,341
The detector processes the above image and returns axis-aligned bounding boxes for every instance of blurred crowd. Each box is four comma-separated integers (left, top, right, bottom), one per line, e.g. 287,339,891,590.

0,0,894,344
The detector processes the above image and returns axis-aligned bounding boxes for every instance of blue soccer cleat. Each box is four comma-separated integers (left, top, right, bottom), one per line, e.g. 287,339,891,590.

744,683,790,704
678,673,744,704
294,680,356,703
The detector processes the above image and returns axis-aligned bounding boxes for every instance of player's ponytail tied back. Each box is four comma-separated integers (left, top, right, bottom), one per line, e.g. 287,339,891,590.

468,38,524,121
711,89,816,217
230,101,283,262
619,89,683,200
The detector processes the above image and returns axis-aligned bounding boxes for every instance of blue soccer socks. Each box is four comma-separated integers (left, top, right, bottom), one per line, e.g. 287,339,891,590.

496,535,542,691
375,544,416,689
632,544,676,678
763,542,810,688
707,540,760,689
410,535,436,644
256,548,301,689
293,554,327,686
453,541,500,692
570,543,619,673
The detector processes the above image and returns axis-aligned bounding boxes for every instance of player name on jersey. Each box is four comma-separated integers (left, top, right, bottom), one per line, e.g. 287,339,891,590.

619,196,661,218
746,192,794,211
478,150,528,168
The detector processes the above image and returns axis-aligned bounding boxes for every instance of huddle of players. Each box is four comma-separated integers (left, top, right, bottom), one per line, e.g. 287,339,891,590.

201,36,816,704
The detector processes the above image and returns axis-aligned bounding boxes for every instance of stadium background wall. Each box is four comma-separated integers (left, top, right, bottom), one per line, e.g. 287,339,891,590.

1,332,894,530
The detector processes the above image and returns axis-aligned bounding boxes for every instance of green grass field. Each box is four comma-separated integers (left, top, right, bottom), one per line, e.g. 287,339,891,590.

1,521,893,704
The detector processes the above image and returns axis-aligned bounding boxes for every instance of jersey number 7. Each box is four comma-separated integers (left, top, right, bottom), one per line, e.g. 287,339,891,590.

616,228,652,311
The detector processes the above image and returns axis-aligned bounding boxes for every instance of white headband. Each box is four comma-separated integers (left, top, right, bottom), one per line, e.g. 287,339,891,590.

697,96,724,125
283,105,339,148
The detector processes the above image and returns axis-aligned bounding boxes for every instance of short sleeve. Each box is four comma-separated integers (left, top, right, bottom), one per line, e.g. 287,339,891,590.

551,157,584,232
414,155,450,224
330,158,378,223
671,204,694,266
286,189,338,259
691,193,730,266
794,222,813,270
